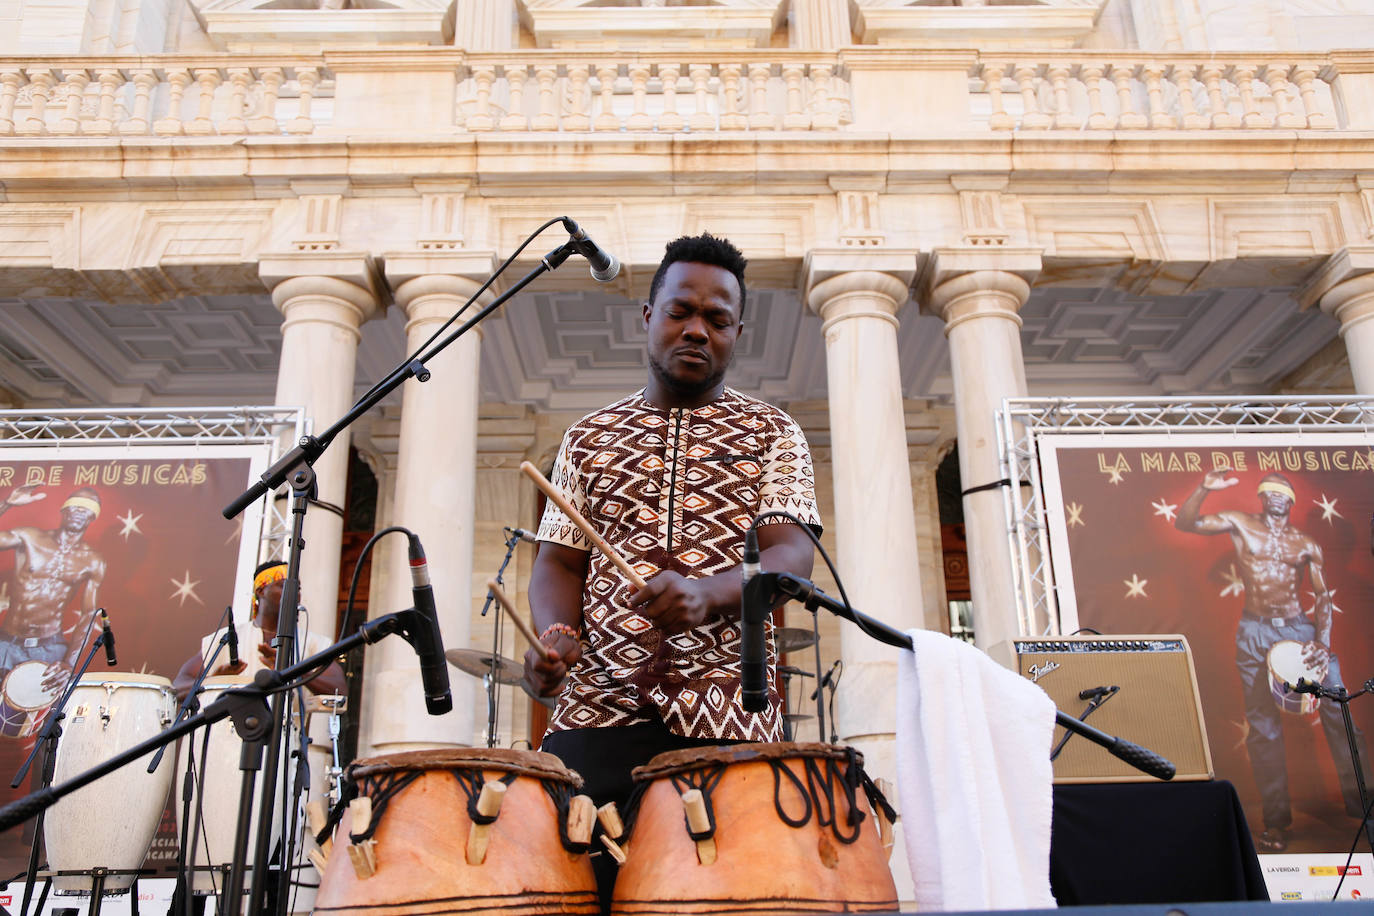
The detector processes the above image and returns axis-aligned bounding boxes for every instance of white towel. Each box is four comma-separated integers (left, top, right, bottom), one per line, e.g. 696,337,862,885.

897,629,1057,911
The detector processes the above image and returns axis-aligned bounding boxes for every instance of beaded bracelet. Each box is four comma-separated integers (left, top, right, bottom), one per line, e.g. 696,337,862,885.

540,622,580,644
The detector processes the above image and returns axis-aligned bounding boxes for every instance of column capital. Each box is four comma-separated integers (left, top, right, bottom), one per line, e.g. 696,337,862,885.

918,246,1041,332
802,248,919,321
384,250,501,305
259,250,385,323
1297,246,1374,318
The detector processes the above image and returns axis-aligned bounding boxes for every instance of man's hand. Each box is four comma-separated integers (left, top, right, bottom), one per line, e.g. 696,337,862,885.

5,485,46,508
628,571,719,634
40,659,70,694
1301,641,1331,682
212,659,248,677
1201,468,1239,491
523,631,581,698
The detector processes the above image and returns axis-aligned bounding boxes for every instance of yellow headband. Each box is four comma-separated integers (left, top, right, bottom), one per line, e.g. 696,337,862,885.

253,563,287,594
61,496,100,518
1258,480,1295,502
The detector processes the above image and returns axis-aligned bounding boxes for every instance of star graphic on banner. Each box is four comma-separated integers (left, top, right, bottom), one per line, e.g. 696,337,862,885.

1124,573,1148,598
1151,498,1178,522
224,514,244,545
170,571,204,606
1066,502,1085,528
1306,589,1343,616
1233,718,1250,752
1315,493,1342,523
1220,564,1245,598
1104,466,1125,485
116,509,144,540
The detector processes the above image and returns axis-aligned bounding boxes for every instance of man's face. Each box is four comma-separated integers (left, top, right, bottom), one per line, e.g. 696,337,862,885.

255,579,284,636
643,261,742,401
59,506,94,535
1259,490,1292,518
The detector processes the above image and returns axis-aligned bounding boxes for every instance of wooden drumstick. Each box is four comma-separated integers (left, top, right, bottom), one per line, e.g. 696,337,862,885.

486,579,542,648
519,461,647,589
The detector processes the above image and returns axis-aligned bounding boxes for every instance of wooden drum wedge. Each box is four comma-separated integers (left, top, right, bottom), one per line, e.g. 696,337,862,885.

313,748,598,916
612,742,898,916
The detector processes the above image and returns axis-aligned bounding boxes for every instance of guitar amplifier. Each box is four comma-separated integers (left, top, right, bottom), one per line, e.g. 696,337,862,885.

1014,634,1213,783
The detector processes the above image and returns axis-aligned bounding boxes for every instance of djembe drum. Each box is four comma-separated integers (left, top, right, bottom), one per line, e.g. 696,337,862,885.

313,748,599,915
610,742,898,915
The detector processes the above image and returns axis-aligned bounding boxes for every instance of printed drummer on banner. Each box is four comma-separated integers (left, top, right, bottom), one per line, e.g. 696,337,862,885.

0,484,108,738
1176,465,1374,855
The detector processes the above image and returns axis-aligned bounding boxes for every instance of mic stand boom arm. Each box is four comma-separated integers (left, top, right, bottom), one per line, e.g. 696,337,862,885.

757,572,1177,782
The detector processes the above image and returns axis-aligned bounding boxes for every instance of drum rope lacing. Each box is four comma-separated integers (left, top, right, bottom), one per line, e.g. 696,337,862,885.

633,749,897,847
540,779,595,854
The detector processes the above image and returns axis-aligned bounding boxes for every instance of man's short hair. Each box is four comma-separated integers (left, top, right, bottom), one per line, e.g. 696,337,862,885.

648,233,749,319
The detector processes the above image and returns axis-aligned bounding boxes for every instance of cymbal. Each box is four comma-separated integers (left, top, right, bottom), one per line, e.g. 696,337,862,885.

775,627,818,654
446,648,523,685
783,713,814,723
520,679,557,709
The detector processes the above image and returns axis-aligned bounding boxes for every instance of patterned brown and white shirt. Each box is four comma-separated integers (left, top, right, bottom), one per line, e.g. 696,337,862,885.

537,387,822,742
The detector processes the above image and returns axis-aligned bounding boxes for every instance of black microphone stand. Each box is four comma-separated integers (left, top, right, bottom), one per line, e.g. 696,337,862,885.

751,571,1178,781
153,603,235,916
1291,675,1374,856
478,528,523,748
10,623,112,916
0,611,428,916
220,232,589,916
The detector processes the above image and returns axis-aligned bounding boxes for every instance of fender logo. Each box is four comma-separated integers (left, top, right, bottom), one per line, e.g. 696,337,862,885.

1028,660,1060,682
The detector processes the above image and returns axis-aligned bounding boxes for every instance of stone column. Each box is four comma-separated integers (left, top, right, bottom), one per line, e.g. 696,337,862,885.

259,252,383,646
1303,247,1374,393
803,251,921,768
921,248,1040,666
792,0,850,49
362,252,499,753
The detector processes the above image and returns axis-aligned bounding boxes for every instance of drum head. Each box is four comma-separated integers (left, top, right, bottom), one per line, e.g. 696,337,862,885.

1267,639,1309,681
632,741,864,782
348,747,584,788
3,660,60,711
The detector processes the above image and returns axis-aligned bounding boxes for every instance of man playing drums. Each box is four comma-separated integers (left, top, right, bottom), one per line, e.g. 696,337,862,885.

0,485,107,735
522,233,820,905
1176,469,1373,852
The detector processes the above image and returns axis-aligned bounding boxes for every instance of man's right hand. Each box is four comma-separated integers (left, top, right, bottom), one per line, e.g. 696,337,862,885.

1201,468,1239,491
4,485,46,507
523,631,581,698
211,659,248,677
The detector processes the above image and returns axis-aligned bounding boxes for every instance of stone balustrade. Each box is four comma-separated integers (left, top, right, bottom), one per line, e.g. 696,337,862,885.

971,53,1342,131
0,48,1368,139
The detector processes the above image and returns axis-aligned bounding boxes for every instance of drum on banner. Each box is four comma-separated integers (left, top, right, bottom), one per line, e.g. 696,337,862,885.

313,748,599,916
45,673,176,894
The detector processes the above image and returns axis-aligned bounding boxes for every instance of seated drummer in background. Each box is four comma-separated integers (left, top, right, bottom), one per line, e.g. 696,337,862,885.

172,560,346,702
523,233,820,909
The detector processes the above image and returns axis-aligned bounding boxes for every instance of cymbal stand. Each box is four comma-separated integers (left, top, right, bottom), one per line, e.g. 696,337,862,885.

11,624,110,916
478,529,522,748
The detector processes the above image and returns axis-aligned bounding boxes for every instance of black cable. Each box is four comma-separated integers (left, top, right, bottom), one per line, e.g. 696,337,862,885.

826,660,842,744
348,218,567,411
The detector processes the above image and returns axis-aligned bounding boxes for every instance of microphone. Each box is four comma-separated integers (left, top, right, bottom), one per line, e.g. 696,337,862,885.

407,533,454,716
810,659,840,701
1078,685,1117,701
505,527,539,546
740,526,768,713
561,218,620,282
98,609,117,667
225,606,240,668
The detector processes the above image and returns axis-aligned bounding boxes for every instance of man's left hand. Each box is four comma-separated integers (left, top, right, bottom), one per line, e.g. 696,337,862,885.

629,571,714,633
40,660,71,694
1301,640,1331,681
258,641,277,668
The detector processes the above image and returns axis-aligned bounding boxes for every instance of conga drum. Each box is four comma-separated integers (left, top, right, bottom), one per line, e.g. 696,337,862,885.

613,743,898,915
1267,639,1324,716
314,748,599,915
0,659,61,737
44,673,176,893
174,675,286,894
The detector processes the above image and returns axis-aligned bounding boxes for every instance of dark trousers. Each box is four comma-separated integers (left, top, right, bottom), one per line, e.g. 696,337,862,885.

1234,617,1373,830
540,718,736,914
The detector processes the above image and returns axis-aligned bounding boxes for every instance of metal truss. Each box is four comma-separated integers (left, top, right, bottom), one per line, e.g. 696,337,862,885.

997,396,1374,638
0,406,307,563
